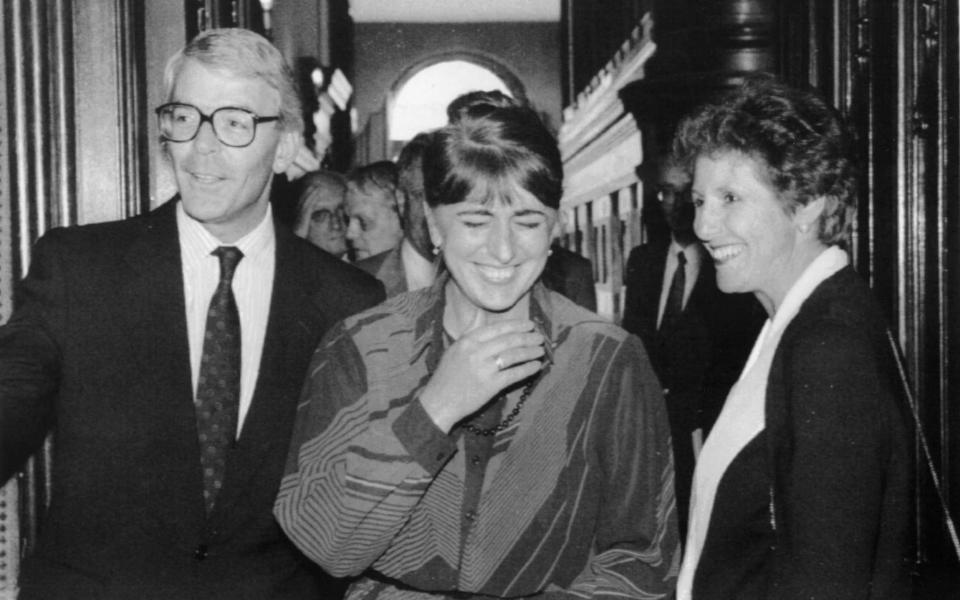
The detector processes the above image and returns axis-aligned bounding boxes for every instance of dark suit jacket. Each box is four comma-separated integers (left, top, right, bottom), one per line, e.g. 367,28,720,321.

693,266,913,600
541,245,597,312
0,200,385,600
355,245,407,298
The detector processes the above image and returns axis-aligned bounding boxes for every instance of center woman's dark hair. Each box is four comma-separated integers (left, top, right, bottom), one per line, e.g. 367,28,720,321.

423,96,563,210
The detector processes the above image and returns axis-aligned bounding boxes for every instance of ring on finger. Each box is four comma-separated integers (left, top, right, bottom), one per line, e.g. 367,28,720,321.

495,355,505,371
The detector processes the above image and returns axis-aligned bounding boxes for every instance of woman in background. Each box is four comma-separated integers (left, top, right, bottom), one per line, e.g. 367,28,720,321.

674,77,912,599
275,94,678,599
292,169,349,258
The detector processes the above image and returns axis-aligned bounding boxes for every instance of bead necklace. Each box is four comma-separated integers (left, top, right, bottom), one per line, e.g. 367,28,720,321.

462,376,538,437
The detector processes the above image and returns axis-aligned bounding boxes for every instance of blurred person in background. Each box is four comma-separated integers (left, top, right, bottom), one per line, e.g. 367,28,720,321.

355,132,437,295
345,160,403,260
293,169,349,259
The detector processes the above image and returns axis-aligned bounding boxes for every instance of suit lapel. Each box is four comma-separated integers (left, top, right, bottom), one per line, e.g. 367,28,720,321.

641,239,670,336
119,200,208,537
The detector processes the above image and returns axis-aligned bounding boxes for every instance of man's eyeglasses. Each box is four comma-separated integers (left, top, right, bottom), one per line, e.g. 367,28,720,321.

310,207,347,229
657,185,690,203
155,103,280,148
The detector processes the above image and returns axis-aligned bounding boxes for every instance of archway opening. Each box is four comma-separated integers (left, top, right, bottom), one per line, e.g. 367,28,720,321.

389,60,513,146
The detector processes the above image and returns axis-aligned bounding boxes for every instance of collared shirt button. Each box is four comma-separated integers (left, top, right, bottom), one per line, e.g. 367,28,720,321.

465,510,476,521
471,455,481,465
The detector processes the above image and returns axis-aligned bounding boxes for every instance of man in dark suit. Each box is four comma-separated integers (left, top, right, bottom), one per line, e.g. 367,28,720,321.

622,157,762,541
355,132,436,297
542,243,597,312
0,29,384,599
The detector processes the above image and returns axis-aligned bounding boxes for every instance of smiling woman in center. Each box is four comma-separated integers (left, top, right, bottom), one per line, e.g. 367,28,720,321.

275,93,679,600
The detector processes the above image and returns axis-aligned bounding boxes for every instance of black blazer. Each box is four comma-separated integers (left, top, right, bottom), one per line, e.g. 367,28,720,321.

693,266,914,600
622,238,762,433
0,200,385,599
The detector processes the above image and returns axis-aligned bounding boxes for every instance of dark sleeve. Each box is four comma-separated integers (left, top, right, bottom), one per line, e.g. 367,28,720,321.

768,320,895,599
620,246,644,336
545,335,680,599
0,232,66,481
566,253,597,313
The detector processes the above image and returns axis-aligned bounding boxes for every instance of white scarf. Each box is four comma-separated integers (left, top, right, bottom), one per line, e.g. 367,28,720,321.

676,246,849,599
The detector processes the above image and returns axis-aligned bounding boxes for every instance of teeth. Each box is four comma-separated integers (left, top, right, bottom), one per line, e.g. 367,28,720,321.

477,265,514,282
708,244,744,262
193,173,220,183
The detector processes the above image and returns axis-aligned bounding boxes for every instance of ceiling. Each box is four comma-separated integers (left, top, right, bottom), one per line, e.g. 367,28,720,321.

349,0,560,23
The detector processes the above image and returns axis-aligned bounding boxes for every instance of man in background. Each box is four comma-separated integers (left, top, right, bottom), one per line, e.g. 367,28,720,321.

355,132,436,296
0,28,383,599
622,154,762,541
345,160,403,260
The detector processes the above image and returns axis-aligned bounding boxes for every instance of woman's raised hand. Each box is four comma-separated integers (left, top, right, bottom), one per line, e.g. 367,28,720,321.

419,313,545,434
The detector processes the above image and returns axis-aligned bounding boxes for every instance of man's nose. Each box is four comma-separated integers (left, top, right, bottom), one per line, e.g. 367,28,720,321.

193,120,220,153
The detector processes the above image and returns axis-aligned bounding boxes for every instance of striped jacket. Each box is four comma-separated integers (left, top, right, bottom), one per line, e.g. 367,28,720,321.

275,278,680,599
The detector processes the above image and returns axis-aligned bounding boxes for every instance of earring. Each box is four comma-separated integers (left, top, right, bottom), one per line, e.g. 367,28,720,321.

432,244,441,256
799,223,810,234
548,248,554,256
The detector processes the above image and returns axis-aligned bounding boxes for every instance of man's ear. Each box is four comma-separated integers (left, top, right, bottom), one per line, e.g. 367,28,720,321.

272,131,301,175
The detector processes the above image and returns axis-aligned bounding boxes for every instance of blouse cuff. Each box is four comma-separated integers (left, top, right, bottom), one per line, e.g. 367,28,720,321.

393,398,457,475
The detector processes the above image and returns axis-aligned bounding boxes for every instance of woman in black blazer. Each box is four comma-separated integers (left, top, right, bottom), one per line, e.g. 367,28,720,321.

672,76,913,599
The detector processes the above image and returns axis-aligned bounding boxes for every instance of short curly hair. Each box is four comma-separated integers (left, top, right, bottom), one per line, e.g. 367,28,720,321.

672,76,856,247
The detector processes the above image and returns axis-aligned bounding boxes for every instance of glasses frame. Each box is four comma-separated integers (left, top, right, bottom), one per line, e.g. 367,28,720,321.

155,102,281,148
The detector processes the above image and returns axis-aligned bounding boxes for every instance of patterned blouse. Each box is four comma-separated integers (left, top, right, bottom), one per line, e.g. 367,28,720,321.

275,277,680,599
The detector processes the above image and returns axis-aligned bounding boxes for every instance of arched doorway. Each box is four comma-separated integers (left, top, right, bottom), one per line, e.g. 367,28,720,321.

387,57,523,157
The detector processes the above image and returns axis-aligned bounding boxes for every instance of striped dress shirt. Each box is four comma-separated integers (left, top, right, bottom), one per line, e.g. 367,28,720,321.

177,202,275,435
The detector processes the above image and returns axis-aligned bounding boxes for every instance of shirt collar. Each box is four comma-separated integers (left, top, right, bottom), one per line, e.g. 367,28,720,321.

670,237,703,267
177,201,275,265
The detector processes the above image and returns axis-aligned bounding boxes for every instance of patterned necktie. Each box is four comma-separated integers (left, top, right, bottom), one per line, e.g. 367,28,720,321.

196,246,243,513
660,250,686,333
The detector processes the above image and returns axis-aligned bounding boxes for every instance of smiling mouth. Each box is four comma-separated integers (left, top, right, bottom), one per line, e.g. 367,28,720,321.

190,172,223,184
476,265,516,283
706,244,745,263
